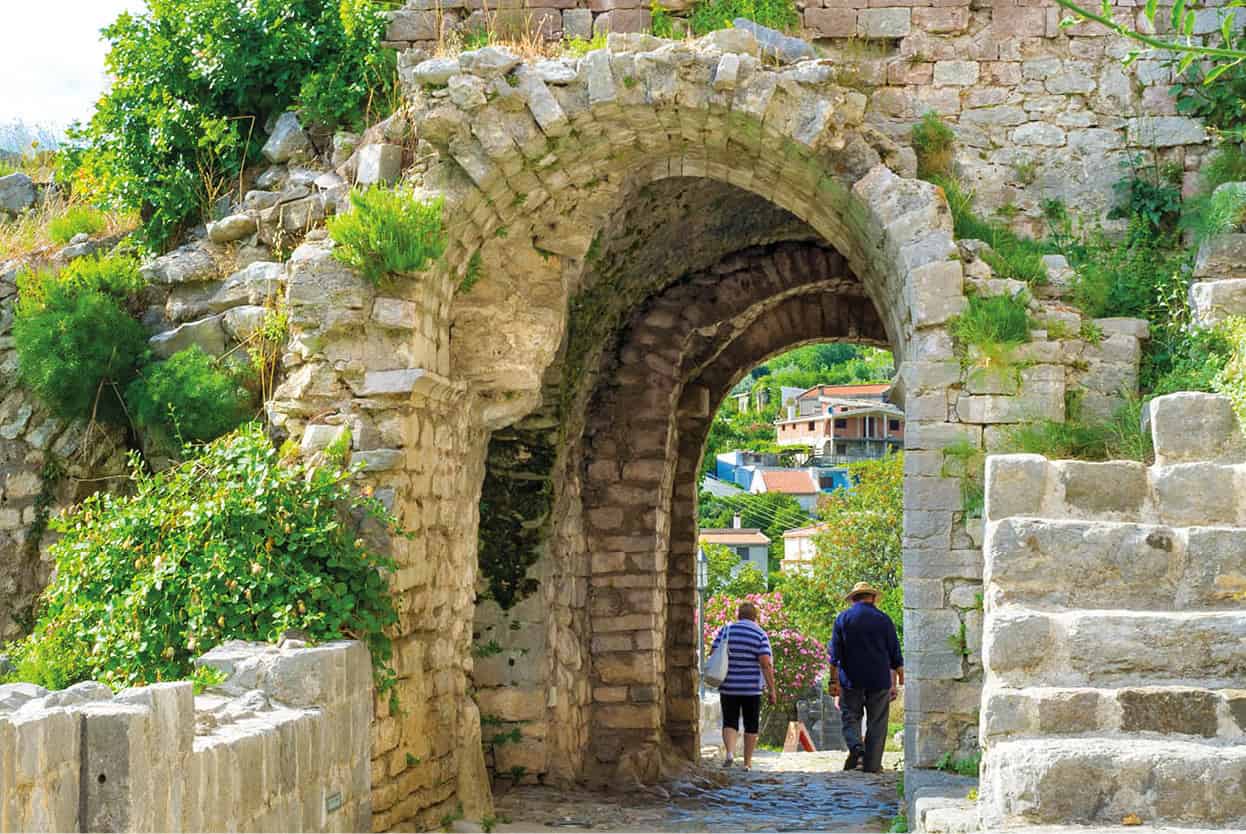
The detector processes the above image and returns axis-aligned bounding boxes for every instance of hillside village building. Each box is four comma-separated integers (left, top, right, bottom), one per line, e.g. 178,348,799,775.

775,383,904,463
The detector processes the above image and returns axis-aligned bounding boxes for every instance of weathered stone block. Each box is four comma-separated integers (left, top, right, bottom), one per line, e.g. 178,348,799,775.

982,609,1053,674
1118,687,1219,737
858,8,911,38
1055,460,1148,517
355,144,404,186
1150,462,1242,527
262,112,311,164
1149,392,1245,465
984,454,1047,522
1194,233,1246,280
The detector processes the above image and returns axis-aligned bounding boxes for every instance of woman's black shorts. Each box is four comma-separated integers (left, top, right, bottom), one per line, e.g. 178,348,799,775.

720,693,762,734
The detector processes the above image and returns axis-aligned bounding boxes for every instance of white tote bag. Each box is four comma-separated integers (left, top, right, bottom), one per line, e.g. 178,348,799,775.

703,624,731,690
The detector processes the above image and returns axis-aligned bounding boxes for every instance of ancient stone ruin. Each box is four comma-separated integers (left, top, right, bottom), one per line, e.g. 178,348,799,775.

2,8,1245,833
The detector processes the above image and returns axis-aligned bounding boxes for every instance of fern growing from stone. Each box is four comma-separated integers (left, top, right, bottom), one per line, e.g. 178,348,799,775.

328,187,447,284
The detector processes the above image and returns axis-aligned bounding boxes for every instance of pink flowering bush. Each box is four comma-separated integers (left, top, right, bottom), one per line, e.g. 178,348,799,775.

703,591,828,709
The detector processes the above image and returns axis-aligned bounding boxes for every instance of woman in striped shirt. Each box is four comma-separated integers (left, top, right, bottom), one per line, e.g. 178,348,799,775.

709,601,778,770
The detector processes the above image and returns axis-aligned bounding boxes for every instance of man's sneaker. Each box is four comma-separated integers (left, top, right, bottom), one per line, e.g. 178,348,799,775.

844,746,863,771
721,756,734,768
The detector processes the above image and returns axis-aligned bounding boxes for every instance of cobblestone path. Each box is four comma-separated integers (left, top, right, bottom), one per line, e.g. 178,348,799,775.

489,751,903,832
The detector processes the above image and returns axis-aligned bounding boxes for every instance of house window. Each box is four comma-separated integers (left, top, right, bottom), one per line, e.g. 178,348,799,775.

808,421,815,430
734,546,750,560
835,418,847,429
889,419,901,431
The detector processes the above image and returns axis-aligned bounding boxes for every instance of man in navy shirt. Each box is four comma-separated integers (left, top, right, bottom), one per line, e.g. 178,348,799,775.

828,581,904,773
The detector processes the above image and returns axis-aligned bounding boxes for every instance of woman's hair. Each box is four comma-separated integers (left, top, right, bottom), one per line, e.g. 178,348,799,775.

737,601,758,621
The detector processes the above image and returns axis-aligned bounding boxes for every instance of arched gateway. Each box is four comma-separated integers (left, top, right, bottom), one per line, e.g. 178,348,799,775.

270,30,1080,830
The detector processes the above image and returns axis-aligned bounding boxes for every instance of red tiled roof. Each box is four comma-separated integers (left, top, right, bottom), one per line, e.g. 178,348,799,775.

759,470,819,495
797,383,891,400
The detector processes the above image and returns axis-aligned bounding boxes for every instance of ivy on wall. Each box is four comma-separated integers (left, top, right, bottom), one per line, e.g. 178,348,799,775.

477,428,555,609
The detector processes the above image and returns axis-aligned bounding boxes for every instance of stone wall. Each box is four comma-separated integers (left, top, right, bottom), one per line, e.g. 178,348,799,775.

0,640,372,833
979,393,1246,829
382,0,1235,234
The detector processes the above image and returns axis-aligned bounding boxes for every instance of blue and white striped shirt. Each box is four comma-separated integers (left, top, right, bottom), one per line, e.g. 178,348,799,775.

710,619,772,696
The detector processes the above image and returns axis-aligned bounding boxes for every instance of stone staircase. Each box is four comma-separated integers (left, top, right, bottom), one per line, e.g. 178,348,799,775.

978,392,1246,830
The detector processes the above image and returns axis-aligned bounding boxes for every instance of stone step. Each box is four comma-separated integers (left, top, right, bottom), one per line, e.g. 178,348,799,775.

980,737,1246,829
981,684,1246,745
984,455,1246,528
985,517,1246,611
983,608,1246,689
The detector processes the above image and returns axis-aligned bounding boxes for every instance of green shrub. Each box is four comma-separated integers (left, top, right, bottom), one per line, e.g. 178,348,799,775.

1108,155,1183,235
125,346,254,447
562,32,608,55
950,293,1031,351
1211,316,1246,425
929,175,1048,284
1002,397,1153,463
69,0,395,250
47,206,107,245
687,0,799,36
328,187,447,284
1068,218,1188,321
912,112,955,180
651,1,677,37
0,425,400,691
14,285,149,423
15,252,145,317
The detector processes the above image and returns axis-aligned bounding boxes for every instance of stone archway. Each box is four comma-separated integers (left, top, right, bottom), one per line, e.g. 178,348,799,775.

272,31,1003,829
403,34,984,792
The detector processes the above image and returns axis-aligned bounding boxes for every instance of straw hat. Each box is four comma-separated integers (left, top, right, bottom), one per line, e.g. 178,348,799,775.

846,581,882,601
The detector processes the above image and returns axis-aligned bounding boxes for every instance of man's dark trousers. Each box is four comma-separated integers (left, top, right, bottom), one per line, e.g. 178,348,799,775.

839,687,890,772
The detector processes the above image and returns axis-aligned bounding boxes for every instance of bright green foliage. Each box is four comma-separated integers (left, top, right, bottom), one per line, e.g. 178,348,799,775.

702,542,768,598
1170,38,1246,138
125,346,255,447
68,0,394,249
651,1,677,37
328,188,447,284
688,0,799,36
929,175,1048,284
889,813,909,833
1002,397,1153,463
778,454,903,644
911,112,955,180
13,286,149,423
562,33,607,56
1145,325,1232,397
1,425,401,691
941,438,985,517
1066,219,1189,321
15,252,145,318
935,750,981,778
950,293,1032,354
459,251,484,294
48,206,107,245
1211,317,1246,425
1109,155,1183,235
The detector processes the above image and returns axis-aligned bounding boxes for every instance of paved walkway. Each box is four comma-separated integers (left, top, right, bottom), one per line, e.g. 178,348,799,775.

487,750,903,833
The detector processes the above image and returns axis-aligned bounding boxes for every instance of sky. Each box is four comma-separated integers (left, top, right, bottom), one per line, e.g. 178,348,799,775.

0,0,146,128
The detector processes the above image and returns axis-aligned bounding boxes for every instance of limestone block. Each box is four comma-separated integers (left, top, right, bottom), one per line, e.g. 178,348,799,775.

220,305,267,342
1149,392,1245,465
981,737,1246,828
386,9,439,41
149,314,228,358
301,423,349,455
1066,610,1246,686
459,46,522,78
413,57,460,87
40,681,113,709
908,260,965,327
1118,687,1219,737
984,454,1047,522
207,213,257,244
730,18,812,62
1054,460,1149,518
1150,462,1242,527
1190,278,1246,326
79,702,154,832
355,144,404,186
262,112,311,164
1012,122,1065,146
933,61,979,87
1035,689,1101,734
858,8,911,38
805,7,856,38
0,172,36,214
1126,115,1207,147
1196,235,1246,282
981,609,1053,675
562,8,593,39
141,243,219,286
0,682,48,713
713,53,740,92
